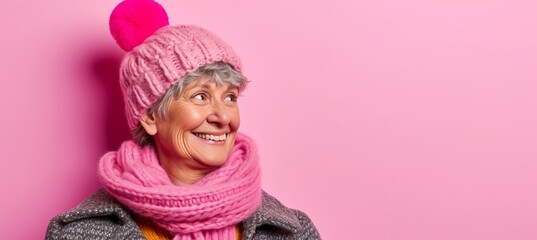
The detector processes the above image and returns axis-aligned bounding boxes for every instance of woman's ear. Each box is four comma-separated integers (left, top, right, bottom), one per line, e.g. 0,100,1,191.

140,112,158,136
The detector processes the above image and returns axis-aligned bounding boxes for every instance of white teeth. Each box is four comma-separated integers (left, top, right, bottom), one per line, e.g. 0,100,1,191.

194,133,227,141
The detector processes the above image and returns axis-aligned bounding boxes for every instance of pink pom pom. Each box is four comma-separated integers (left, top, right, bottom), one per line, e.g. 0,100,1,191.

109,0,169,51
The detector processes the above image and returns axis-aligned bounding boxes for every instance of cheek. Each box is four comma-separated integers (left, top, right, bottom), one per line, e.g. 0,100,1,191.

231,109,241,130
161,125,186,150
173,131,190,157
189,112,207,127
168,126,193,159
170,107,207,130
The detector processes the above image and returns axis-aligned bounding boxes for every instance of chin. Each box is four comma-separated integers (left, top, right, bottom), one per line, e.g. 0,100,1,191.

199,154,230,167
187,132,236,167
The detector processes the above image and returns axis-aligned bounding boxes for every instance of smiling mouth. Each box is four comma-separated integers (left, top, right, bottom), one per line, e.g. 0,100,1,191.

193,133,228,142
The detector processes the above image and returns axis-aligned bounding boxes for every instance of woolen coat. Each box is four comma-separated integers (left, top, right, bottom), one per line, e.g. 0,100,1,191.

46,189,321,240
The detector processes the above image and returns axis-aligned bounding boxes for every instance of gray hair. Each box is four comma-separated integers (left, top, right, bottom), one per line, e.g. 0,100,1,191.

132,61,248,146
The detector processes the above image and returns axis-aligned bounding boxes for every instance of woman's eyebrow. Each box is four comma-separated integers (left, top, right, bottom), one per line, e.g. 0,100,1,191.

200,83,215,90
194,83,237,92
187,83,213,91
226,85,239,92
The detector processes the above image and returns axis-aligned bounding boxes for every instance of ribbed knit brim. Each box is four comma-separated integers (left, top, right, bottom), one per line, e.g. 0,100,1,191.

119,25,242,130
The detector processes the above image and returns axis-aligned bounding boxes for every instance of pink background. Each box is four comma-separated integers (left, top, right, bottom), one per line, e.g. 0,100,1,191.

1,0,536,239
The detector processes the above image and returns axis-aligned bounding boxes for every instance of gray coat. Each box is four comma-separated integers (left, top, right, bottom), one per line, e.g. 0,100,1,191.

46,189,321,240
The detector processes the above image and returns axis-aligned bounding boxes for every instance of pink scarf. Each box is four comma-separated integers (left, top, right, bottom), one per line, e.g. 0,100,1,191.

98,132,262,240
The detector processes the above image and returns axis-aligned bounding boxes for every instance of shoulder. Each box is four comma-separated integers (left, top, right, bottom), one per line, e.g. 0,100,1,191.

242,191,322,240
45,189,145,240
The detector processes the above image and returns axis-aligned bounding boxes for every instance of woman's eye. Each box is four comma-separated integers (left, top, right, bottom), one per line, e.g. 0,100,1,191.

192,93,206,101
224,94,237,102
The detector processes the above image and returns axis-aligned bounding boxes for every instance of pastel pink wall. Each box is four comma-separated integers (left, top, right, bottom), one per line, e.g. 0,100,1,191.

1,0,536,239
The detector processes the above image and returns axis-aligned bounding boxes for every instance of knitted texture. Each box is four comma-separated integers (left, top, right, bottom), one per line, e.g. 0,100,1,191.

46,189,322,240
109,0,243,130
98,132,262,240
118,25,242,130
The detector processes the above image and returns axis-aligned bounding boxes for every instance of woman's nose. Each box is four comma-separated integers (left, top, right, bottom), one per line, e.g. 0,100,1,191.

207,101,231,126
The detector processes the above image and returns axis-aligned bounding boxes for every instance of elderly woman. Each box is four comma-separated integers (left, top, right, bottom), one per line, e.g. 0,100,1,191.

46,0,320,239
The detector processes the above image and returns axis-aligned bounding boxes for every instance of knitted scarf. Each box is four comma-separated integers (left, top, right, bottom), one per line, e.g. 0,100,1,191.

98,132,262,240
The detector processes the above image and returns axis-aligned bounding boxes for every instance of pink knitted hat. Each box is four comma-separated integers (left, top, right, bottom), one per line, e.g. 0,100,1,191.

110,0,242,130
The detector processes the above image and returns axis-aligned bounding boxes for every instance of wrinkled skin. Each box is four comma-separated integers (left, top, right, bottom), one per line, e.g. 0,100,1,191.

141,78,240,184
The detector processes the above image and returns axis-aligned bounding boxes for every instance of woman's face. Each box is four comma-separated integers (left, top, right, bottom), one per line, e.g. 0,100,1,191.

145,78,241,183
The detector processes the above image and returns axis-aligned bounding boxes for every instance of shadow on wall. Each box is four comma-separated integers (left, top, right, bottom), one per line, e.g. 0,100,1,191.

36,42,130,240
89,49,130,151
